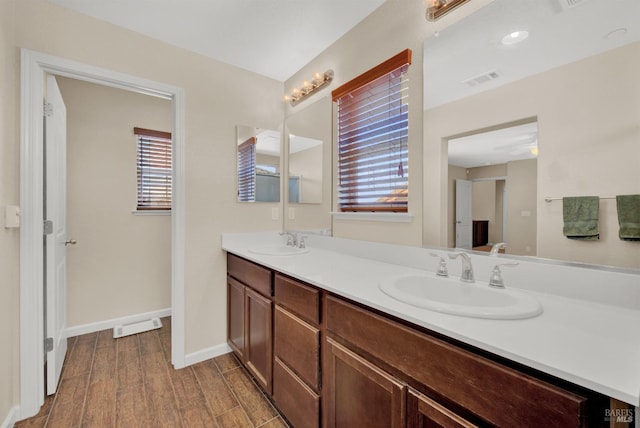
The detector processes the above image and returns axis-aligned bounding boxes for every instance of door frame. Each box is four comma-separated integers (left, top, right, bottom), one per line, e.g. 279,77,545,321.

19,49,186,418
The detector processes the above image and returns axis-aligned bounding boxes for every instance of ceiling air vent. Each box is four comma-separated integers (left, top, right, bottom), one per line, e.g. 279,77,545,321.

462,70,501,87
556,0,589,10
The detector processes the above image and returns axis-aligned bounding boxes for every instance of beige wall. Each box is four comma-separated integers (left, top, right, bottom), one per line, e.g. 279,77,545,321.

0,0,20,420
8,0,284,375
425,42,640,268
284,0,495,246
56,77,172,327
507,159,537,256
472,181,496,235
289,144,323,204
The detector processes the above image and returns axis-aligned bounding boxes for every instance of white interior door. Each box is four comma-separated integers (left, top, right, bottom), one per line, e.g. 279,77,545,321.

45,75,68,395
455,179,473,249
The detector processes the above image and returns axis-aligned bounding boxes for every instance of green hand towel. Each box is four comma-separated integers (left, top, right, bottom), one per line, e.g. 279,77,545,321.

616,194,640,241
563,196,599,240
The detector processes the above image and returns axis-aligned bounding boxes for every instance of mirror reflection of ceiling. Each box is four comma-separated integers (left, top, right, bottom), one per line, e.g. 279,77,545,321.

47,0,385,81
290,135,322,154
424,0,640,110
255,129,281,157
448,122,538,168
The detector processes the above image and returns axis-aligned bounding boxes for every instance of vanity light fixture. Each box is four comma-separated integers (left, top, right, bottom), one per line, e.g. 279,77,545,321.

501,30,529,46
425,0,472,21
285,70,334,106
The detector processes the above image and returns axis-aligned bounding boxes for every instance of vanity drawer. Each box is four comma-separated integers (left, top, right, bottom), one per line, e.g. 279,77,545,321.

273,357,320,428
227,253,272,297
325,295,587,427
274,273,320,325
274,305,320,391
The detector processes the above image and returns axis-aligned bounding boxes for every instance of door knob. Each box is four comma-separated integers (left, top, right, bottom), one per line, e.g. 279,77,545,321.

65,239,77,246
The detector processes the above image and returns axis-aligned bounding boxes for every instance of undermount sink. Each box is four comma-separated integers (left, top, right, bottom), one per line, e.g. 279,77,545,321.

379,274,542,320
248,244,309,256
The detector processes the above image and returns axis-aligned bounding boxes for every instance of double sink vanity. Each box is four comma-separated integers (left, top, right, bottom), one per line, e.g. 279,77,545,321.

222,231,640,427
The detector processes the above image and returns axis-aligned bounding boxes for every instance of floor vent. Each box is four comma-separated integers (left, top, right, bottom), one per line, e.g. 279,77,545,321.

113,317,162,339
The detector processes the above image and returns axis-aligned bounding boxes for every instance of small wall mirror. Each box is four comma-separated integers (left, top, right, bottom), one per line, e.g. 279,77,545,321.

237,125,281,203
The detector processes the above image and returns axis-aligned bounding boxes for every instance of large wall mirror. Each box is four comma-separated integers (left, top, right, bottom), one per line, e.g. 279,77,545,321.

424,0,639,268
237,125,282,203
284,96,332,232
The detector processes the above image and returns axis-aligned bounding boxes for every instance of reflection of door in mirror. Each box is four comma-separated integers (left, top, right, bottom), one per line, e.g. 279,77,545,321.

237,125,281,203
448,122,538,256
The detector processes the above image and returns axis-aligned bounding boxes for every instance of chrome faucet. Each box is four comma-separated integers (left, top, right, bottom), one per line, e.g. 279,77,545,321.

448,252,475,283
280,231,298,247
490,242,507,255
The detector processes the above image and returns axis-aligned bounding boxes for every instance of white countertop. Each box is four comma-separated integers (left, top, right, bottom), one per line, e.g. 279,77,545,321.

222,231,640,406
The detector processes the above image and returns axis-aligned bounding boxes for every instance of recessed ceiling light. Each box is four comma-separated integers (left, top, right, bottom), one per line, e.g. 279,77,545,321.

605,28,628,40
501,30,529,46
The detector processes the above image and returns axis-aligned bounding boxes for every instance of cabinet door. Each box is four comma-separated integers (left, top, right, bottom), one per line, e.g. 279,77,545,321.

324,337,405,428
408,388,478,428
227,276,245,360
245,287,273,395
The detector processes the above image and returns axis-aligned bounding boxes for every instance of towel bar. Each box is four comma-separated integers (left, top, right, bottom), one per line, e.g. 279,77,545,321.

544,196,616,203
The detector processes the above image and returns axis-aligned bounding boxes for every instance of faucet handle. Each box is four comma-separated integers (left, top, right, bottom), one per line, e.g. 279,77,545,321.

488,262,519,289
298,235,308,249
429,253,449,277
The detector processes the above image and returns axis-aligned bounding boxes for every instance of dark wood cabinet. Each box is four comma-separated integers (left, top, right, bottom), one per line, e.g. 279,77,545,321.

325,295,587,427
273,274,321,427
226,254,273,394
407,388,477,428
226,276,245,360
245,287,273,394
472,220,488,247
324,337,406,428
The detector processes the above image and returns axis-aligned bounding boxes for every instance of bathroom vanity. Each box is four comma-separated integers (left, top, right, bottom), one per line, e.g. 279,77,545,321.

223,232,640,427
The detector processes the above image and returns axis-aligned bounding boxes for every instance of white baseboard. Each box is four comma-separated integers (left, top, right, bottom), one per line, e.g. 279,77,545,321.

64,308,172,338
183,342,232,367
1,405,18,428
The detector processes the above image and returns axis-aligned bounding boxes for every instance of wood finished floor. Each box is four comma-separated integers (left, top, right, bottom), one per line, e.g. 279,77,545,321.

16,317,288,428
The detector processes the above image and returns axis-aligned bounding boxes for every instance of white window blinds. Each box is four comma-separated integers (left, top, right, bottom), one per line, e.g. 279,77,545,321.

135,127,172,211
333,49,411,212
237,137,256,202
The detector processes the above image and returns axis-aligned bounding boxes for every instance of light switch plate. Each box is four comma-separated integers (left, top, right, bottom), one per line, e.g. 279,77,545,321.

288,207,295,220
5,205,20,228
271,207,279,220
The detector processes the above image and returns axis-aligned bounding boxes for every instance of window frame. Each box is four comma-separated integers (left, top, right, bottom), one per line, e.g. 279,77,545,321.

332,49,412,213
134,127,173,212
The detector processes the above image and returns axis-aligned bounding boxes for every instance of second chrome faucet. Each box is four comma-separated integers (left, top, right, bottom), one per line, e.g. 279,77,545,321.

448,252,474,283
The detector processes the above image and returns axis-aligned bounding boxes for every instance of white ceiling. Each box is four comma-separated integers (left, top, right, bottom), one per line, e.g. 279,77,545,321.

448,122,538,168
430,0,639,168
424,0,640,110
47,0,386,82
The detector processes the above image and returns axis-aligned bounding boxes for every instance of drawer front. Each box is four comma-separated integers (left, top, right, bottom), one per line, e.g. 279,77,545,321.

227,253,272,297
273,357,320,428
274,305,320,391
274,274,320,325
325,295,587,428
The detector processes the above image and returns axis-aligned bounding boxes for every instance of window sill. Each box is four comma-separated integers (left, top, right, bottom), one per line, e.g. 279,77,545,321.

132,210,172,216
330,212,414,223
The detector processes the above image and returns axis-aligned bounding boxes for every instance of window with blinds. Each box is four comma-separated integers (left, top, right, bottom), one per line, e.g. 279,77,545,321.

332,49,411,212
135,127,172,211
237,137,256,202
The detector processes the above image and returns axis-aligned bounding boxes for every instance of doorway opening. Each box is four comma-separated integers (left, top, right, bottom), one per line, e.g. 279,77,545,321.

20,49,185,420
447,120,538,256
